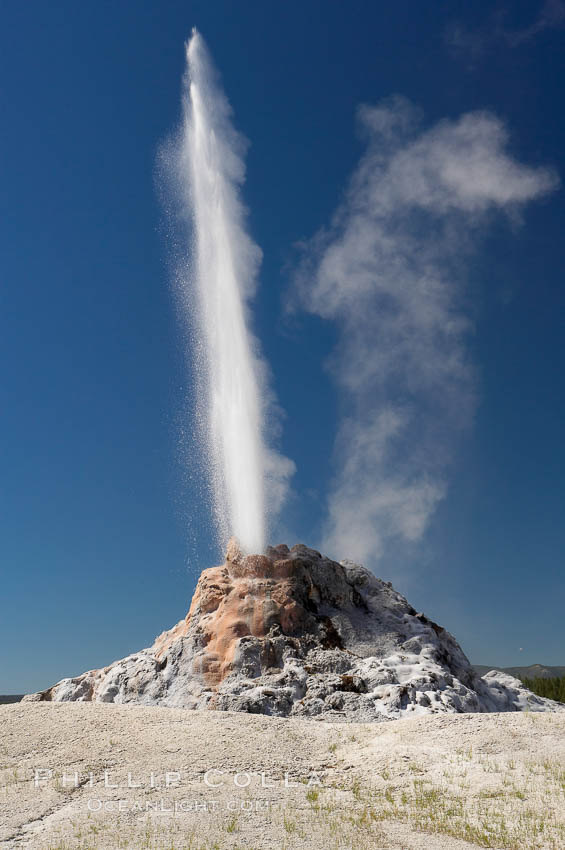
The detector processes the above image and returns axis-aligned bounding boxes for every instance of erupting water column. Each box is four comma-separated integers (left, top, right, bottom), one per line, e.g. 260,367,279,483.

176,29,268,553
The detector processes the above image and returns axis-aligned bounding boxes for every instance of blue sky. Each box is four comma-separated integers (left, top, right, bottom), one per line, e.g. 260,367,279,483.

1,0,564,692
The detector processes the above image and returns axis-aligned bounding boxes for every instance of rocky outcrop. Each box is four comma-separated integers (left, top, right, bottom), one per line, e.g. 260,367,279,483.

24,542,564,721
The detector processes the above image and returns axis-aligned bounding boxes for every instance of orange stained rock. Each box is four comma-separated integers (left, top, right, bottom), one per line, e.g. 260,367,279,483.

153,549,316,687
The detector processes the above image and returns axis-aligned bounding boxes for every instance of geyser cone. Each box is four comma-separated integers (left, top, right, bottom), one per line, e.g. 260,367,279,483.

24,541,565,720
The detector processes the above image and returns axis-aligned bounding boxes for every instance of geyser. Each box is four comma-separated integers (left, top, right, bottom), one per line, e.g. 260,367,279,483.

168,30,292,553
25,540,565,719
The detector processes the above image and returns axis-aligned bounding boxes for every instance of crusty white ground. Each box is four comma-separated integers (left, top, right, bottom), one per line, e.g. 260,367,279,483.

1,704,564,849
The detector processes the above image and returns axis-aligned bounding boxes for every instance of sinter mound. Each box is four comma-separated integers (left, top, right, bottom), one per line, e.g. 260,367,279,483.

25,541,564,721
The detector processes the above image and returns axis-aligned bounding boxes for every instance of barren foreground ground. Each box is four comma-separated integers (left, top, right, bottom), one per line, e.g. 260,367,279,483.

1,705,564,850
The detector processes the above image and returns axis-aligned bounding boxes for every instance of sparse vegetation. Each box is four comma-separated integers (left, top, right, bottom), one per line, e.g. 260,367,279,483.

225,815,238,833
3,707,565,850
306,787,320,804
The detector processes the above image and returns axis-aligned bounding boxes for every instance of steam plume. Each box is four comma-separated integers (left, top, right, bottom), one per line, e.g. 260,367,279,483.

295,98,558,567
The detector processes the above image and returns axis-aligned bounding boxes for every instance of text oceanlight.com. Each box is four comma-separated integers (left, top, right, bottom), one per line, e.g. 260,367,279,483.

85,799,281,814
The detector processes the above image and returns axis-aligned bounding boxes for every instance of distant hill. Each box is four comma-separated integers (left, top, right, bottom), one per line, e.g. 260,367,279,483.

0,695,23,705
473,664,565,680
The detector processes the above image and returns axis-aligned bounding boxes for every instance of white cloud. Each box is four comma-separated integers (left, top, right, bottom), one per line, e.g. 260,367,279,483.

294,98,558,568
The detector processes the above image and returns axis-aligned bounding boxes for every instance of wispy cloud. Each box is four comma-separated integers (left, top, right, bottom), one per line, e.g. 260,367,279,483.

447,0,565,66
294,97,558,568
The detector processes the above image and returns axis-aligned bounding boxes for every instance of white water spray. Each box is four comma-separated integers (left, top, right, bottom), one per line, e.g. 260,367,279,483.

169,30,293,554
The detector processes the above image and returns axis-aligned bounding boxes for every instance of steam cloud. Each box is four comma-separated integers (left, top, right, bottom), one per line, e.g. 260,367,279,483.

163,30,294,554
447,0,565,65
295,98,558,566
